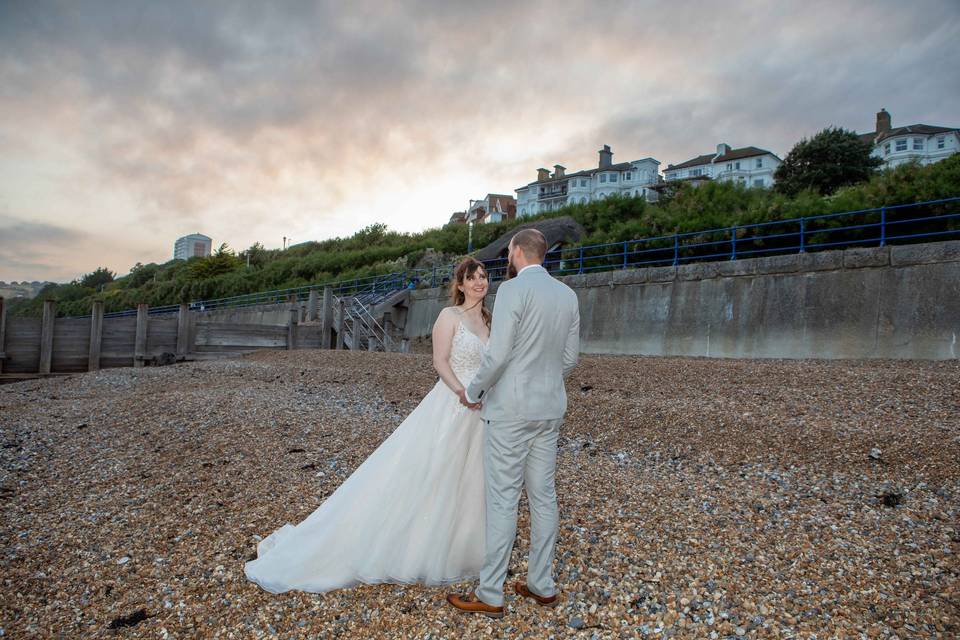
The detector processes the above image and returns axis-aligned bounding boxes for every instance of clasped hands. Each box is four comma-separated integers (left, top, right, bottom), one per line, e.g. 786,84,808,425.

456,389,481,410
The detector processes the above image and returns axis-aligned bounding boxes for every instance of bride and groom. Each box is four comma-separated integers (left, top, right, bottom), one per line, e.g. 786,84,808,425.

244,228,581,619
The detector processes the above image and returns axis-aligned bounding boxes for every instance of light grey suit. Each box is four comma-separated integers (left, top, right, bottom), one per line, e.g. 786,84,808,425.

465,264,580,607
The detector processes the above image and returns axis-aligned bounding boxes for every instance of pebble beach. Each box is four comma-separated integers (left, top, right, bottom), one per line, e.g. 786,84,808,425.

1,349,958,639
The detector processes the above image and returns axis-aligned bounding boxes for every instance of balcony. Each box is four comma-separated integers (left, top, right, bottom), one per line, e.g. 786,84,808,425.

538,187,568,201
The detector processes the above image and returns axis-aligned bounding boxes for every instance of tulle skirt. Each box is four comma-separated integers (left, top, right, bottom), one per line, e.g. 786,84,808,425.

244,379,487,594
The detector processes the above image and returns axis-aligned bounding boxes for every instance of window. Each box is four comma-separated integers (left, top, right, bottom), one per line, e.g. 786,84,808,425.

755,158,763,169
726,163,732,171
913,138,923,150
581,179,588,187
753,178,764,188
539,186,545,194
624,172,632,181
937,136,945,149
690,168,702,177
609,173,618,182
734,161,741,170
884,143,890,155
895,138,907,152
599,174,607,183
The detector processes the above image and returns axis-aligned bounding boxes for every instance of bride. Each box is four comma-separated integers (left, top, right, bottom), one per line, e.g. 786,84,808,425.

244,257,492,594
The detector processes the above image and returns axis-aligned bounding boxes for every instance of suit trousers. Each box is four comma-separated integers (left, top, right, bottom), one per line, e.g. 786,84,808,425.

477,417,562,607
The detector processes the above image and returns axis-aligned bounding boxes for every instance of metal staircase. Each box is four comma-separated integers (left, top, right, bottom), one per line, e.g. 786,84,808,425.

334,293,406,352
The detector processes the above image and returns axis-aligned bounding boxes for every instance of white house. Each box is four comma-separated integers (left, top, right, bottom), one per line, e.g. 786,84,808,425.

174,233,212,260
664,144,782,188
859,109,959,169
515,145,661,218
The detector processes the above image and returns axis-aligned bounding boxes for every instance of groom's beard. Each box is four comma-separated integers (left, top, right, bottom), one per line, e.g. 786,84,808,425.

506,261,518,280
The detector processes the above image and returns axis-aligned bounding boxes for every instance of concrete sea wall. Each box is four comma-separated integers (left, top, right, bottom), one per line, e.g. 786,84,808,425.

403,240,960,360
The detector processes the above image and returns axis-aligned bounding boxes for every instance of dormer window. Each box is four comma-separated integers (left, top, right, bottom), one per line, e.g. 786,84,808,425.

913,138,923,150
895,138,907,152
609,173,618,182
599,174,607,183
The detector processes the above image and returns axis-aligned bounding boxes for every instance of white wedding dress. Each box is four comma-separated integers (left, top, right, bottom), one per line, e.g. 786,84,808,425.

244,320,488,594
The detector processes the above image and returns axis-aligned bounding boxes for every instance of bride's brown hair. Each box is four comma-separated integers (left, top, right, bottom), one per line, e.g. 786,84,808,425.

449,257,492,328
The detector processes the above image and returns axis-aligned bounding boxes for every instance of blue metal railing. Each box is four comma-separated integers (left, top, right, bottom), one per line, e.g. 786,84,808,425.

480,197,960,280
83,196,959,318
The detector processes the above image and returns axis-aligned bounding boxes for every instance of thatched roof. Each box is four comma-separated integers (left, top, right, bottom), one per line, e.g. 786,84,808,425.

476,216,586,261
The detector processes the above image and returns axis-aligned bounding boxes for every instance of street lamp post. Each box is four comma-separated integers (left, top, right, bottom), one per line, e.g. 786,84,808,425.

467,199,475,253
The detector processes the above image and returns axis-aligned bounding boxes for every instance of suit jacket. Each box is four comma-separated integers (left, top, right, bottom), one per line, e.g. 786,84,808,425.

466,264,580,421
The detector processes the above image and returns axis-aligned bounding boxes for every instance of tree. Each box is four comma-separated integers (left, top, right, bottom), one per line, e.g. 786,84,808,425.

187,243,242,280
78,267,115,290
775,127,883,196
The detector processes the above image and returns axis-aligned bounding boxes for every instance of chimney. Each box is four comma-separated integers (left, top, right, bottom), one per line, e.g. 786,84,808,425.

716,143,731,158
553,164,566,178
876,108,891,134
598,144,613,169
537,167,550,182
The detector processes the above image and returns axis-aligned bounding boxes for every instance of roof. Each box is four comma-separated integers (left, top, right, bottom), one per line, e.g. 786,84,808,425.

667,146,778,170
860,124,959,144
475,216,586,262
666,153,715,171
715,146,776,162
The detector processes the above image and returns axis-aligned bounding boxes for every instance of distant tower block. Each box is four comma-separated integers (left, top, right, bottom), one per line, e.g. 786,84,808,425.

174,233,213,260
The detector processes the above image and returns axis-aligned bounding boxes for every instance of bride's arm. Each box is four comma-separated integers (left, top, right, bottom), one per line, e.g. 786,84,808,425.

431,308,465,394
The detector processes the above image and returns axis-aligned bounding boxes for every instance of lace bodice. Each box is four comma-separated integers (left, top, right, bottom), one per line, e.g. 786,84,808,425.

450,321,488,384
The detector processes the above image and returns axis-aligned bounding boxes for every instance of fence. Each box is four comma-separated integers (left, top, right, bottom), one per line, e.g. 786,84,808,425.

64,196,960,319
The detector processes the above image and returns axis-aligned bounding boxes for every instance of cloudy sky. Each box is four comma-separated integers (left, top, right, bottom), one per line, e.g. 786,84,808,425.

1,1,958,283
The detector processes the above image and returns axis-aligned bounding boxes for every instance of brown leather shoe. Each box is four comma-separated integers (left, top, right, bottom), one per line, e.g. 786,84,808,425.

446,591,505,618
513,581,560,607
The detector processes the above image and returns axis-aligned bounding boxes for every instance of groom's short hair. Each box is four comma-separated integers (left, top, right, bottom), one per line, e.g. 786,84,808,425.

510,229,547,261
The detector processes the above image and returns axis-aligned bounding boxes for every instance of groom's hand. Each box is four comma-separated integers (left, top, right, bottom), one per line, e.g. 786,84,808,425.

457,389,481,410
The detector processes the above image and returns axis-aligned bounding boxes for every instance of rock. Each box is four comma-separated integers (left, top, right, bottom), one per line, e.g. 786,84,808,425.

869,447,882,460
568,616,585,629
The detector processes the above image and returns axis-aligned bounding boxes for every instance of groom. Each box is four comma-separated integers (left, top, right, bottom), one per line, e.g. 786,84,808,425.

447,228,581,618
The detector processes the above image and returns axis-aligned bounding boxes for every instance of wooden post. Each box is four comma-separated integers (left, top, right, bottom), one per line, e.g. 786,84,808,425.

335,299,345,350
287,306,298,350
321,287,333,348
400,339,410,354
134,303,148,368
307,289,319,322
39,299,56,374
88,300,104,372
176,303,190,356
0,297,6,374
0,297,7,374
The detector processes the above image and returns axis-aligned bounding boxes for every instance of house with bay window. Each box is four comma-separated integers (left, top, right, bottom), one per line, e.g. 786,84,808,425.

859,109,959,169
